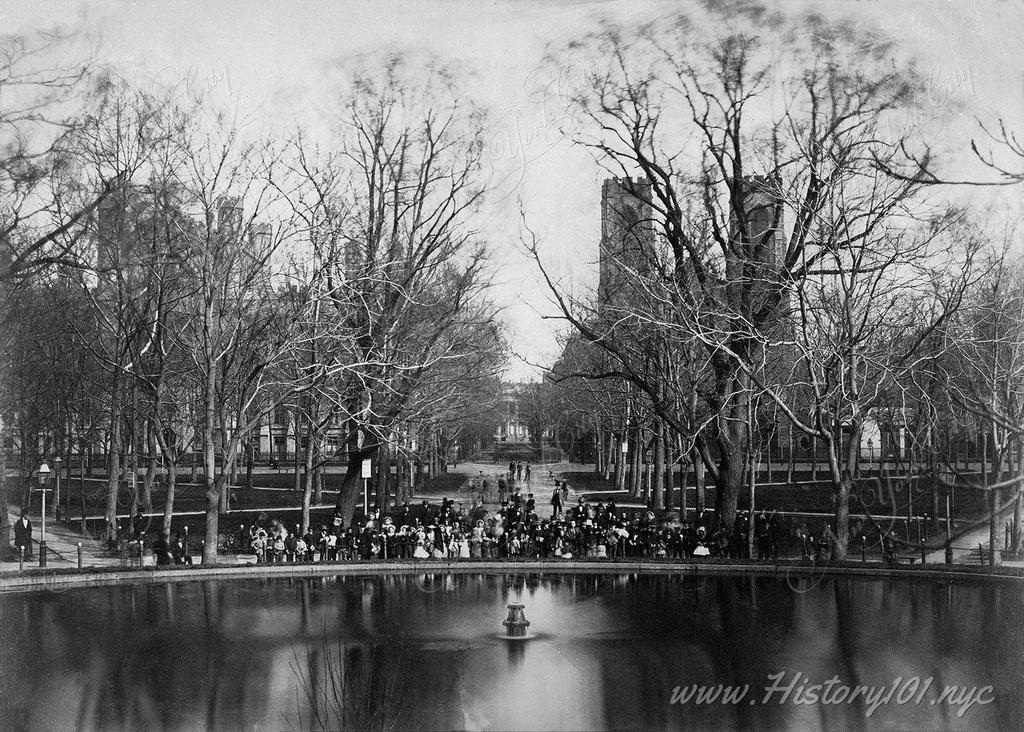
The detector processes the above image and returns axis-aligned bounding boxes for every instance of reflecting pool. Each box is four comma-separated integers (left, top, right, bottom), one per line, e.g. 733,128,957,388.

1,572,1022,730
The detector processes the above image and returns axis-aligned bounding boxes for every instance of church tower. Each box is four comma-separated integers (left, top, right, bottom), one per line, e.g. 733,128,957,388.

728,174,787,324
598,177,655,316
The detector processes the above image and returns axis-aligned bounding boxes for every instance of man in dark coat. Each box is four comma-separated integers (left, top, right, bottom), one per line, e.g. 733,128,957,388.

13,513,32,559
550,487,564,518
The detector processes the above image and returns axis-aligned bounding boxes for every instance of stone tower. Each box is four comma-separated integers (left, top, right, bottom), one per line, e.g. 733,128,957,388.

728,174,786,324
598,177,655,316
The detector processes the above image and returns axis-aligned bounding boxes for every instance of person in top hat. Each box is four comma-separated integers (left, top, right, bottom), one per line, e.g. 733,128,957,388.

13,512,32,559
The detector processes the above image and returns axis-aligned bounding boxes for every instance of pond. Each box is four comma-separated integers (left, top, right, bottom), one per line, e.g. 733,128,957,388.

1,571,1021,730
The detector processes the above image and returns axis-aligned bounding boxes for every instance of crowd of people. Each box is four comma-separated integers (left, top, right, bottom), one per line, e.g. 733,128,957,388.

227,484,833,564
2,468,925,568
90,464,861,566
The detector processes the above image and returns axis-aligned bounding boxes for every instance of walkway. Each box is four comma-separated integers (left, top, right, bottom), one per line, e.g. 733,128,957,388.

414,460,583,514
2,508,252,571
6,462,1019,571
5,507,121,570
924,505,1020,566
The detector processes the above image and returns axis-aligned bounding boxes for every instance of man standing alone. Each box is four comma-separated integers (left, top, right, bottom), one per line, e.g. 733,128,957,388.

13,513,32,559
550,486,564,518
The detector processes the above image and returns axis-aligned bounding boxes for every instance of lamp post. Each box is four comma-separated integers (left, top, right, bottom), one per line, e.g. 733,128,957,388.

53,455,62,522
941,467,954,564
36,462,52,567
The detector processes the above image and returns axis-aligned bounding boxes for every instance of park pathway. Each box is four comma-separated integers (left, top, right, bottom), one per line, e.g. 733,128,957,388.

413,460,584,515
3,506,119,570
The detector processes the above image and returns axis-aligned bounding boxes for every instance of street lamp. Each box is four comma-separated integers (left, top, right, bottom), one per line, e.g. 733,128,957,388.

53,455,62,522
36,462,52,567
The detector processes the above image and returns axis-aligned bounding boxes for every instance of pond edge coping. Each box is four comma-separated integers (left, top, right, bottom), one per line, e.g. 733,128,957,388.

1,559,1022,594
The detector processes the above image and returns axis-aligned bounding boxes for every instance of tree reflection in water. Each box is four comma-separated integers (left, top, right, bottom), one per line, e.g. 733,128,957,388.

288,635,403,731
1,573,1022,730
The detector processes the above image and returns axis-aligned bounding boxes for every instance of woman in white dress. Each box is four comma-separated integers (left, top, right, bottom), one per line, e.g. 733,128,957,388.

413,529,430,559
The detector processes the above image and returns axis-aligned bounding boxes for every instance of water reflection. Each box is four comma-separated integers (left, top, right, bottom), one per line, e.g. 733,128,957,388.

0,573,1021,730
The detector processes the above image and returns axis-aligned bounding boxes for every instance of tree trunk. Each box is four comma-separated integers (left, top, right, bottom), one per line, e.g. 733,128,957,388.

748,453,757,559
679,439,690,521
653,419,665,510
396,453,406,508
79,435,88,535
313,463,323,506
333,445,377,529
162,460,177,538
694,445,705,515
615,429,626,491
826,421,862,561
629,425,642,498
18,437,28,510
219,452,230,515
63,433,73,521
833,473,853,561
1014,445,1023,556
202,363,220,563
142,421,156,514
0,424,9,549
104,390,123,545
203,476,223,564
293,413,302,494
714,444,743,531
712,364,749,530
786,429,795,484
245,439,254,490
373,448,386,512
664,429,675,513
301,420,315,534
984,433,997,558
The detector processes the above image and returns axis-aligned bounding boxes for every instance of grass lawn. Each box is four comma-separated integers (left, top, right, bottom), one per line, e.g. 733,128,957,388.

561,468,989,519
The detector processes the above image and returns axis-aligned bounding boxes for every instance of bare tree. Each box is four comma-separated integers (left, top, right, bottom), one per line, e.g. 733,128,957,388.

281,54,503,528
0,32,134,282
46,79,177,544
531,5,946,533
941,248,1024,556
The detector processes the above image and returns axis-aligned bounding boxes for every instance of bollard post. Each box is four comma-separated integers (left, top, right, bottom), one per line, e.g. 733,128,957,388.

920,539,926,565
77,542,83,569
861,535,866,563
19,545,24,572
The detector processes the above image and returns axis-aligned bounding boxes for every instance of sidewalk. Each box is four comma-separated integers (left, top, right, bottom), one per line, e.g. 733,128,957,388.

3,507,123,570
2,508,254,571
412,460,578,514
925,516,1024,567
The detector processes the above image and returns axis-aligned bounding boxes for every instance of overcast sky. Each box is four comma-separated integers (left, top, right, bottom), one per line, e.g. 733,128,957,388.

5,0,1024,380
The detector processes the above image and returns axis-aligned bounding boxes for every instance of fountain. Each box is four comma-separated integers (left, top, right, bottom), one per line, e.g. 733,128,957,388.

502,604,530,638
